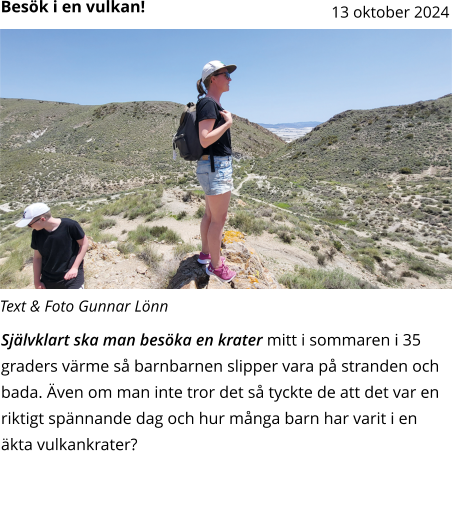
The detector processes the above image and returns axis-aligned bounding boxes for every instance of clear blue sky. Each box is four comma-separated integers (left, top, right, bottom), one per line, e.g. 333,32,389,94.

0,30,450,123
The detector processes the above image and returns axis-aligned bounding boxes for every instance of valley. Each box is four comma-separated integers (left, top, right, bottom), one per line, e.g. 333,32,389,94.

1,95,451,289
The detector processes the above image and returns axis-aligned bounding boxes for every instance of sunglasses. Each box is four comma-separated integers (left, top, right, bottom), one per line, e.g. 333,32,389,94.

28,216,41,228
214,71,231,79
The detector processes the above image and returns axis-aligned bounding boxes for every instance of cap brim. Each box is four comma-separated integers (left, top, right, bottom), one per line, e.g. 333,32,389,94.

225,65,237,74
15,218,32,228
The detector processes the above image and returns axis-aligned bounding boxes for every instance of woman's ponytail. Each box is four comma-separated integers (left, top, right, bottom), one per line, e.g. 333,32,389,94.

197,75,214,100
197,79,206,100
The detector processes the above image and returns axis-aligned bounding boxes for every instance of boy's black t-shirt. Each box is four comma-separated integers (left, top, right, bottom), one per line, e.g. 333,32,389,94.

197,97,232,157
31,218,85,282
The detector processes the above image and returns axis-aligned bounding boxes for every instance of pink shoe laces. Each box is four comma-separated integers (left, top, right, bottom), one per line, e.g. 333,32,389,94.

214,263,234,278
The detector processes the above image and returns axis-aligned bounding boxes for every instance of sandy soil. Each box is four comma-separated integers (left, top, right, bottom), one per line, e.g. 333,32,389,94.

19,188,452,289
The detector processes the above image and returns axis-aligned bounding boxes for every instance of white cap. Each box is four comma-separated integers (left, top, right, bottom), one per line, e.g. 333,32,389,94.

202,60,237,83
15,202,50,227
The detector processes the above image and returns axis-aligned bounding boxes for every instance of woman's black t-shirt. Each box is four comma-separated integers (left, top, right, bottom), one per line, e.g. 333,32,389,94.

197,97,232,157
31,218,85,282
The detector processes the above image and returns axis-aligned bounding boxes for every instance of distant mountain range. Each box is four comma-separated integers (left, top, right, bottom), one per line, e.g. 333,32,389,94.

258,121,321,129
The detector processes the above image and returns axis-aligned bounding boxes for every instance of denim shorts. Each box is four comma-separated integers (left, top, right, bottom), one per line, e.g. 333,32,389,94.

196,156,233,196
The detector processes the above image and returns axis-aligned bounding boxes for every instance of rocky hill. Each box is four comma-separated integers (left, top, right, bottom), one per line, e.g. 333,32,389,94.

0,98,284,203
254,94,451,184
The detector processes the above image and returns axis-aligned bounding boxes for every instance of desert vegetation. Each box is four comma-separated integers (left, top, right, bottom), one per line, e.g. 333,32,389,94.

1,95,451,289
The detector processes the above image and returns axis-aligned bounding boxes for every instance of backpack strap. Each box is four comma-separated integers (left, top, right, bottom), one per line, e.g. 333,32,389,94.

210,145,215,172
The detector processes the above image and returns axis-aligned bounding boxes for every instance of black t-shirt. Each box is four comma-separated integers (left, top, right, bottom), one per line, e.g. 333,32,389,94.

197,97,232,157
31,218,85,282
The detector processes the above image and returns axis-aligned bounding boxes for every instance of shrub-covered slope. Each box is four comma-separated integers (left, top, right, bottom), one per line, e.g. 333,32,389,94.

0,98,284,202
254,94,451,184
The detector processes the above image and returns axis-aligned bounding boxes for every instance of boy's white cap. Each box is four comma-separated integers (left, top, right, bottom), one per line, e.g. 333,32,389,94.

15,202,50,227
202,60,237,83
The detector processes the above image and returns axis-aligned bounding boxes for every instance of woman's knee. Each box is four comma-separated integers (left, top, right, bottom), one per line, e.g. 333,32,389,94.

210,213,227,227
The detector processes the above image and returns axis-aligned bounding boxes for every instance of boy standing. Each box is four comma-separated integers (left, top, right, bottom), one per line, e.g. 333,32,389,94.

16,203,88,289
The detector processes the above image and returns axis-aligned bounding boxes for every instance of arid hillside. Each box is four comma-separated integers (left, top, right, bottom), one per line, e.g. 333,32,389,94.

0,98,284,203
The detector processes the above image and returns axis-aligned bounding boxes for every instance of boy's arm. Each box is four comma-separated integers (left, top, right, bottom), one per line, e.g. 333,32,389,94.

64,235,89,280
33,250,46,289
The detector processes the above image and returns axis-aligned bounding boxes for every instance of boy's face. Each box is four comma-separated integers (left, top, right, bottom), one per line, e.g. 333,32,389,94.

28,215,47,230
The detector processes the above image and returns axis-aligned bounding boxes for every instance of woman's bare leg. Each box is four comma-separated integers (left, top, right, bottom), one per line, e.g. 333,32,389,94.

200,198,212,254
205,191,231,269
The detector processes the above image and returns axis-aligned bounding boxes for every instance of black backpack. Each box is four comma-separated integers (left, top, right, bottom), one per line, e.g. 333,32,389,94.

172,98,216,172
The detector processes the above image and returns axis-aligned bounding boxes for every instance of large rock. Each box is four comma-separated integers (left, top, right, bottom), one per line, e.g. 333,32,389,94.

167,230,281,289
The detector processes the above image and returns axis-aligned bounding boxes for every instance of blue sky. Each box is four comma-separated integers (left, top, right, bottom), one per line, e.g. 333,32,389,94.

0,30,450,123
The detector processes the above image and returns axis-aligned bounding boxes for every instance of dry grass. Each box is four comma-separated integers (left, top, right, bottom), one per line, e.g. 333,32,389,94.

0,234,33,288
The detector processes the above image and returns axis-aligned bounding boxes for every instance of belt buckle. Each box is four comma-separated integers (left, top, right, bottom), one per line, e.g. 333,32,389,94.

201,155,209,161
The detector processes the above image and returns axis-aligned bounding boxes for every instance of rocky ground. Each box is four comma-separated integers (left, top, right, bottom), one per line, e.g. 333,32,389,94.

18,187,452,289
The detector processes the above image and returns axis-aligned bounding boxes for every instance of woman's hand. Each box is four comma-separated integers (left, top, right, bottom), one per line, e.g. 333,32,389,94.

220,110,233,126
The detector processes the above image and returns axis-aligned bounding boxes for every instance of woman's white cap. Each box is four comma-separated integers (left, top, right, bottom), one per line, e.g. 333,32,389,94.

202,61,237,83
15,202,50,227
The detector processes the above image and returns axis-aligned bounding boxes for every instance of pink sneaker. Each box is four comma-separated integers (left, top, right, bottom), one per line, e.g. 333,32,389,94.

197,252,225,265
206,262,236,283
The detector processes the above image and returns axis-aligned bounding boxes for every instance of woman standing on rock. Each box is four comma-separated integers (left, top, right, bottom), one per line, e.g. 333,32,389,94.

195,60,237,283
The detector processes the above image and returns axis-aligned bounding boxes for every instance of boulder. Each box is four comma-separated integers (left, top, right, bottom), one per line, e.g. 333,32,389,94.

167,230,281,289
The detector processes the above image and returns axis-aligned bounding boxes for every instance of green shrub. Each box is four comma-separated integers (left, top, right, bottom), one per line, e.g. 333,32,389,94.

128,225,182,245
279,267,377,289
278,231,292,244
0,234,33,288
432,246,452,255
401,270,418,279
228,211,266,235
400,167,412,174
117,242,137,256
195,205,205,218
409,260,436,277
317,253,326,266
77,214,90,224
138,244,162,268
359,255,375,273
149,226,168,237
173,243,197,258
128,225,153,244
155,184,164,197
98,218,116,230
125,202,157,220
161,229,182,244
97,232,118,243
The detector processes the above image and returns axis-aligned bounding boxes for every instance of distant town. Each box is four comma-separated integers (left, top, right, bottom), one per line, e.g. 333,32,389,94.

258,122,321,142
